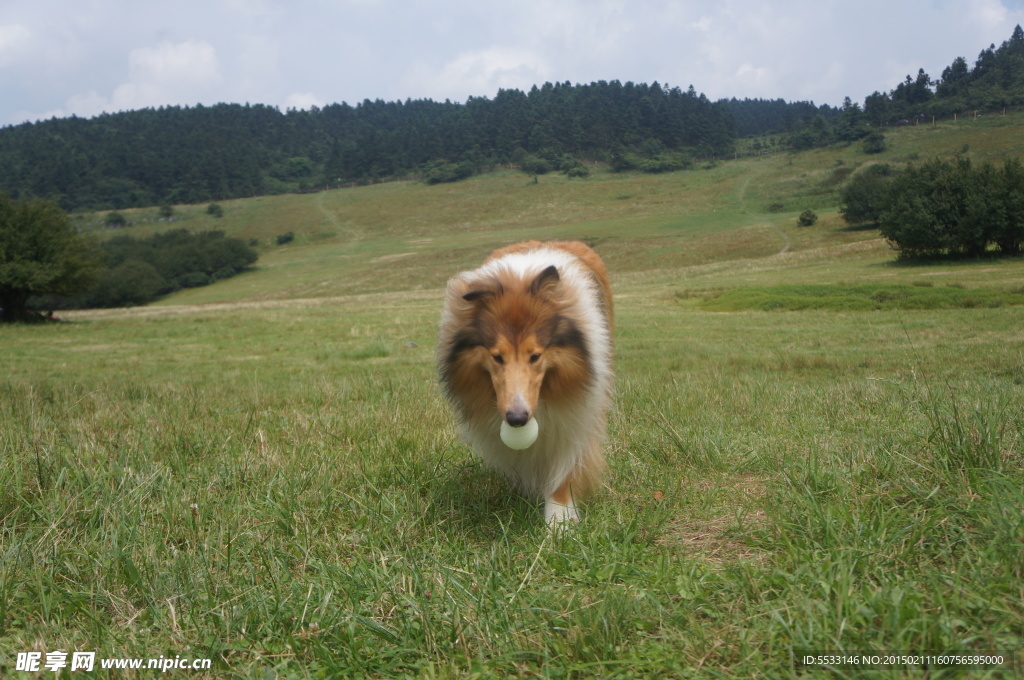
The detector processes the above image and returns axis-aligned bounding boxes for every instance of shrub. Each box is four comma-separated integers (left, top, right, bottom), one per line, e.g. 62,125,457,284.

609,151,638,172
638,153,692,173
797,210,818,227
424,161,474,185
276,232,295,246
839,164,896,226
556,155,590,178
519,155,551,175
91,260,166,307
863,132,887,154
206,203,224,218
50,229,257,309
178,272,210,288
877,157,1024,258
993,158,1024,255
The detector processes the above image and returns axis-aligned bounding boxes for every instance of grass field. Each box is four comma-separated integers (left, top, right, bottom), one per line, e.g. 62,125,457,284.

2,115,1024,678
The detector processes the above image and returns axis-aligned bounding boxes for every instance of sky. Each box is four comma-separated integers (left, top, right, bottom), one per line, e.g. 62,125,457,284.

2,0,1024,127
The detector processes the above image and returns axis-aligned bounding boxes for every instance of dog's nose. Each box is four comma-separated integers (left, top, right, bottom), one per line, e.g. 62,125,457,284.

505,408,530,427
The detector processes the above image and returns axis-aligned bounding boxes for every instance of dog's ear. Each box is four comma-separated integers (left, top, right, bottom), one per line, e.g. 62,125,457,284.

530,265,560,297
462,289,494,302
462,276,504,303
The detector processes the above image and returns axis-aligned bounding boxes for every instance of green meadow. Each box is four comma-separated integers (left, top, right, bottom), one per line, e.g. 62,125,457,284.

2,114,1024,678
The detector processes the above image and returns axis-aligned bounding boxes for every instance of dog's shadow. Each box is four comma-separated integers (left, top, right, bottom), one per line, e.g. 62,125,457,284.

424,457,542,541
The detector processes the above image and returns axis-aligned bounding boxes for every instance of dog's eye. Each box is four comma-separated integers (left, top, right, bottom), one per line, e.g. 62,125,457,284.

529,353,541,363
492,354,504,364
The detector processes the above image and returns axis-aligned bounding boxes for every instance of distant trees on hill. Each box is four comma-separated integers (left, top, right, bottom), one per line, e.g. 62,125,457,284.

720,98,842,138
36,229,258,309
840,157,1024,258
735,26,1024,145
0,81,736,211
864,25,1024,124
1,27,1022,211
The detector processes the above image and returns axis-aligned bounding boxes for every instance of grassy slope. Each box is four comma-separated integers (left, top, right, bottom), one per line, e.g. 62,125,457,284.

1,114,1023,678
73,111,1024,307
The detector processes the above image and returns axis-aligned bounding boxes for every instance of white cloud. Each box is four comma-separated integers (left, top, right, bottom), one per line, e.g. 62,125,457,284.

0,23,33,68
691,16,713,32
283,92,324,110
968,0,1010,28
128,40,221,90
734,63,771,88
54,40,223,116
406,47,551,102
4,0,1024,124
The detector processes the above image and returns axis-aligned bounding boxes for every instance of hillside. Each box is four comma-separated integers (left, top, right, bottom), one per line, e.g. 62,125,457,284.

4,93,1023,679
62,107,1024,315
4,25,1023,214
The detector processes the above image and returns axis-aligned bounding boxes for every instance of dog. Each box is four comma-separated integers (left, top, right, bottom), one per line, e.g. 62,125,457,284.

437,240,613,525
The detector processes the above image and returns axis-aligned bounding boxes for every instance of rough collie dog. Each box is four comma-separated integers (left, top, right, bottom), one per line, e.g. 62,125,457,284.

437,241,613,525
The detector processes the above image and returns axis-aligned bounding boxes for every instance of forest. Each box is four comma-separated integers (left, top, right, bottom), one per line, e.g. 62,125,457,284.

0,26,1022,212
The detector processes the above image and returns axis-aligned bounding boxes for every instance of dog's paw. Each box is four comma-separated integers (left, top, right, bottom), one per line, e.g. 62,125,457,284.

544,498,579,528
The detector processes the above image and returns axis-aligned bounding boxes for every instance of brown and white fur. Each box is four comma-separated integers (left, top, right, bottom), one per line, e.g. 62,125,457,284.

437,241,613,525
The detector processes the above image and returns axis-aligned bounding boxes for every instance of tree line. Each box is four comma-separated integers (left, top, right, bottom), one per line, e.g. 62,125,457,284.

69,228,258,308
1,27,1021,213
0,81,739,211
734,26,1024,151
0,78,905,212
1,191,259,321
864,25,1024,125
840,157,1024,258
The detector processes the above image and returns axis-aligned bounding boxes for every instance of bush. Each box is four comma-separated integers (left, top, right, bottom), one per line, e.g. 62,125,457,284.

609,150,638,172
177,271,210,288
556,156,590,178
863,132,887,154
839,164,896,226
878,157,1024,258
106,211,127,228
797,210,818,227
519,155,551,175
994,158,1024,255
424,161,474,185
637,153,693,173
609,145,692,174
206,203,224,218
91,259,166,307
276,231,295,246
50,229,258,309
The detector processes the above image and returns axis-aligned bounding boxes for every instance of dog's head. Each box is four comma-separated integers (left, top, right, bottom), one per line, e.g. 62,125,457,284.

454,265,589,426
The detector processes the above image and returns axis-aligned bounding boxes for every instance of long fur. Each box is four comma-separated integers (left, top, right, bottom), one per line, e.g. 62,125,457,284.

437,241,613,524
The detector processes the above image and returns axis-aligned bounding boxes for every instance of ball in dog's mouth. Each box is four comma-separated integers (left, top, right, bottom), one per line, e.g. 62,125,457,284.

500,417,538,449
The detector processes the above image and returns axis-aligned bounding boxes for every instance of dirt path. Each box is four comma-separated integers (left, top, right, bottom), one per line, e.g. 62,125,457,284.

771,223,792,254
737,174,790,255
316,190,364,243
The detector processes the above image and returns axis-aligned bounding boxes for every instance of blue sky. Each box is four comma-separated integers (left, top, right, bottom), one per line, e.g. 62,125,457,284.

2,0,1023,126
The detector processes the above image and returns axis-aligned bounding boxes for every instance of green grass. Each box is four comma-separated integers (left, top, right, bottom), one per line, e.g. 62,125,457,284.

694,283,1024,312
3,117,1024,678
